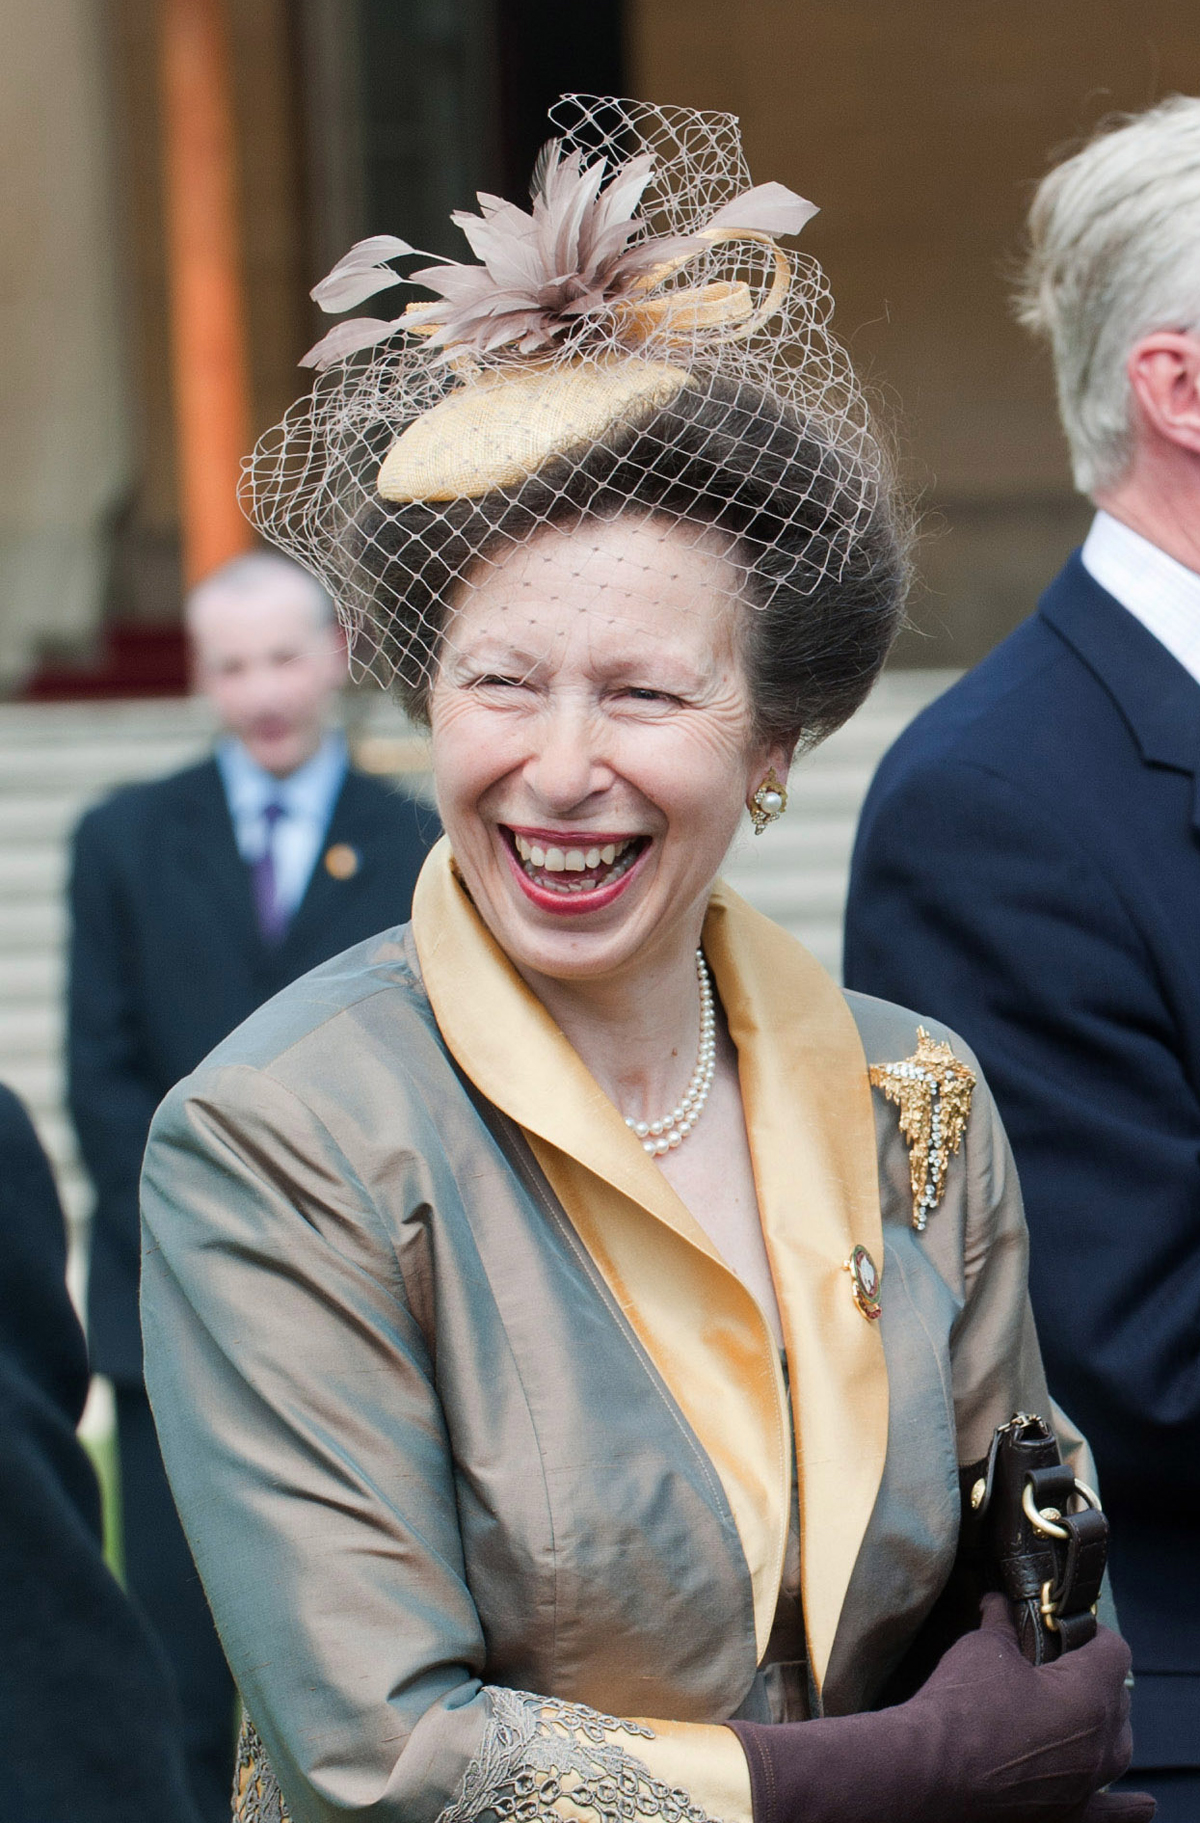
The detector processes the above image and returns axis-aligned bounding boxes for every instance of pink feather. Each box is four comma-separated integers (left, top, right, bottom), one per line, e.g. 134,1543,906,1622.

705,183,818,237
310,234,416,311
300,316,406,371
299,140,820,369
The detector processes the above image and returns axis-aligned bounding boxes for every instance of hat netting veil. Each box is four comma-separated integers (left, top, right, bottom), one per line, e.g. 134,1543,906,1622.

245,95,901,741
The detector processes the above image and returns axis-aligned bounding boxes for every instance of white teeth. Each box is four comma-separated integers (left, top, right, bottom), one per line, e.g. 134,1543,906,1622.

513,832,646,893
520,844,642,890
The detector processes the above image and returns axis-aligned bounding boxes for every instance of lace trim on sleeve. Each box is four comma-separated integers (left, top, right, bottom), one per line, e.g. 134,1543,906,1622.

232,1688,725,1823
438,1687,725,1823
233,1717,291,1823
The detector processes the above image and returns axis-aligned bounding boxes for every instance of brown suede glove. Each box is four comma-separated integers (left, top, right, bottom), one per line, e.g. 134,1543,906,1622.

728,1594,1155,1822
1076,1797,1157,1819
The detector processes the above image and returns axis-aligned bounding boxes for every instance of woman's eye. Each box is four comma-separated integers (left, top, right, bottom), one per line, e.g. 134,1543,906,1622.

473,673,521,689
621,686,679,706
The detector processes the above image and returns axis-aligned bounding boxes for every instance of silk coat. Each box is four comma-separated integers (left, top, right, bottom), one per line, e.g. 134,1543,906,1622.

141,847,1075,1823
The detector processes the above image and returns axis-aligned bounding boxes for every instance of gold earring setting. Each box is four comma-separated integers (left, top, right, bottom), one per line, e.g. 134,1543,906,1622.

749,770,788,835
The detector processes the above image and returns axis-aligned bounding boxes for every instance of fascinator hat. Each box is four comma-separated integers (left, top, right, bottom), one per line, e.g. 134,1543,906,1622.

248,96,903,737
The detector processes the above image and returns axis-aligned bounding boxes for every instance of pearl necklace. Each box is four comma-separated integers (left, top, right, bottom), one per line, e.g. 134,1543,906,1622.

624,950,716,1156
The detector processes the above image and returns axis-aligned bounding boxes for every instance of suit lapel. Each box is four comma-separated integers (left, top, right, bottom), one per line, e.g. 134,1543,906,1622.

1041,555,1200,820
277,771,376,962
166,760,261,954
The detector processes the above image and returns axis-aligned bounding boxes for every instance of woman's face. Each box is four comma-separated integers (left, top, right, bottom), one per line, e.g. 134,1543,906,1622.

429,515,788,986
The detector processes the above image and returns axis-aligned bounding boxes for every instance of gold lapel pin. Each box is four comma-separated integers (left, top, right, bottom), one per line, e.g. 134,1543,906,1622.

844,1244,882,1321
324,843,360,881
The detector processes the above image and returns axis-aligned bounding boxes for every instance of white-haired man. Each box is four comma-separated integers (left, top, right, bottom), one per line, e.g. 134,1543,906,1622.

846,97,1200,1817
67,552,435,1823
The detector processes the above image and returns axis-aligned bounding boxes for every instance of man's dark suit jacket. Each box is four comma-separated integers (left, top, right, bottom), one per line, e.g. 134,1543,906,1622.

844,553,1200,1770
0,1083,199,1822
68,755,436,1384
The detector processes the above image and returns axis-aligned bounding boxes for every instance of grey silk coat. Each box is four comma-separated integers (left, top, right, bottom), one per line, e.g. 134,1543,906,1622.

140,856,1077,1823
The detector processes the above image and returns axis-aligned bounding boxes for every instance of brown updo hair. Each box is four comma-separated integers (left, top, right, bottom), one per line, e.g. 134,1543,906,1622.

350,375,909,751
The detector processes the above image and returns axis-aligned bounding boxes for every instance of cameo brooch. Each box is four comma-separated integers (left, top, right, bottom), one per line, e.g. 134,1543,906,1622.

869,1027,976,1231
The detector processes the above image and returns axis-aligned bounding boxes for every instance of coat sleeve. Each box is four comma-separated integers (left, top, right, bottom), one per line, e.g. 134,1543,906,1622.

0,1085,200,1823
845,756,1200,1498
140,1065,753,1823
934,1041,1097,1490
940,1049,1055,1465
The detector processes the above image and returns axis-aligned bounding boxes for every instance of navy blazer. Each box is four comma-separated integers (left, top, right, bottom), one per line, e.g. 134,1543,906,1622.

0,1083,199,1821
68,757,437,1384
844,553,1200,1768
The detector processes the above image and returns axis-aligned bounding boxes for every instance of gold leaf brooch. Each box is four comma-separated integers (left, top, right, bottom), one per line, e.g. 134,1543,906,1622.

869,1028,976,1231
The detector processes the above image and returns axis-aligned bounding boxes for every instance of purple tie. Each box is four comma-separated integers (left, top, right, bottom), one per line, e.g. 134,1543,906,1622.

250,800,288,943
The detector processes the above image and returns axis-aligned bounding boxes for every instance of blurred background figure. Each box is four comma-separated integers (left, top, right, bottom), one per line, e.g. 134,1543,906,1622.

67,552,434,1821
0,1079,200,1823
845,99,1200,1819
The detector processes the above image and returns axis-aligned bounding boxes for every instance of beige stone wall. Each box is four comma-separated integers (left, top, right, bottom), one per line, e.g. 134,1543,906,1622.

629,1,1200,663
0,0,130,687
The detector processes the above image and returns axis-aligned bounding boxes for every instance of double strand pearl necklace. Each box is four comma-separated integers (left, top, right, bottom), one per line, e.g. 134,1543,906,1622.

624,950,716,1156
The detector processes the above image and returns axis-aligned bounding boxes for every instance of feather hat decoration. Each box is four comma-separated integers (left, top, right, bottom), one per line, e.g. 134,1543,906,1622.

302,141,817,371
248,97,885,694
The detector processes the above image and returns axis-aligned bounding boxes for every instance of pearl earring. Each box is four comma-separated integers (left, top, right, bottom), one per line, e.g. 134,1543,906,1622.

749,769,788,834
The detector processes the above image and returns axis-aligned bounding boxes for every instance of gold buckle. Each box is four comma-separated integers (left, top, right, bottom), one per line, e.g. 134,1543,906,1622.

1040,1578,1098,1631
1021,1476,1101,1541
1040,1579,1062,1631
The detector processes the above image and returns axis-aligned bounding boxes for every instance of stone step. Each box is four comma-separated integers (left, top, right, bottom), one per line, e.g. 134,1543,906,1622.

3,850,68,899
0,1003,61,1056
731,809,860,856
0,709,209,747
0,951,61,1000
721,864,849,916
33,1107,79,1169
0,742,209,791
2,1056,62,1116
0,797,95,842
0,901,67,952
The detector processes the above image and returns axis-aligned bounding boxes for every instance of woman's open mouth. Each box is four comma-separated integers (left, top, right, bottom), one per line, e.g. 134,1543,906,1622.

500,827,651,913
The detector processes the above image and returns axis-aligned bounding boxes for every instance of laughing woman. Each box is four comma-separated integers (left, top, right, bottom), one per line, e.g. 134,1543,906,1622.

140,101,1144,1823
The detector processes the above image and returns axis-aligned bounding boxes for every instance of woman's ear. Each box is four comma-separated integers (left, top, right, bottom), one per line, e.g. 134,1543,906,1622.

750,740,796,798
745,742,796,830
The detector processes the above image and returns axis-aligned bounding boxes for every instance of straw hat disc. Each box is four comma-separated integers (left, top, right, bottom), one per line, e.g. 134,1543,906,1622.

376,355,691,503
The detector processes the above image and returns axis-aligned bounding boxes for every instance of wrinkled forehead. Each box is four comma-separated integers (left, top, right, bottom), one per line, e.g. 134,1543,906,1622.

437,515,748,681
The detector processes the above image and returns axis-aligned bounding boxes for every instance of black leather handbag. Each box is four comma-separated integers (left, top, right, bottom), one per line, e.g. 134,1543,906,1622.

882,1411,1111,1701
959,1412,1110,1664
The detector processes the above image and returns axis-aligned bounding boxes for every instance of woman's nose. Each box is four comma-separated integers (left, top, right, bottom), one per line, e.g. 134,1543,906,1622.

523,704,609,811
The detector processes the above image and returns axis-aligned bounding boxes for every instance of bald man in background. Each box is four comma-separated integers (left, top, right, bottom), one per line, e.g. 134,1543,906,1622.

67,552,435,1822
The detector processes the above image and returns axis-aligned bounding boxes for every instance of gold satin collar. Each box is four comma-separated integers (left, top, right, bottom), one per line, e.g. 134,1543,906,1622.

411,839,888,1693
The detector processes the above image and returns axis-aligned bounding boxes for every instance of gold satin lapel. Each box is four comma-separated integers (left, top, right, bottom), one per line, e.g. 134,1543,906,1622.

411,843,889,1690
411,844,732,1238
412,842,789,1659
703,883,889,1696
